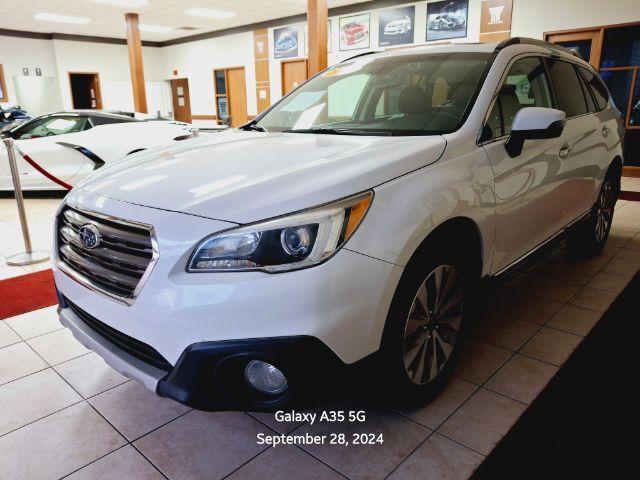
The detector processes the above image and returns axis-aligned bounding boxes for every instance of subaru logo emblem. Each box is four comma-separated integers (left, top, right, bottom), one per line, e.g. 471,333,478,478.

79,224,101,249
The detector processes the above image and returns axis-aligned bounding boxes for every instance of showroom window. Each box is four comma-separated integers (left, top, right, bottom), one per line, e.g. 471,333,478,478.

546,59,590,118
485,57,553,139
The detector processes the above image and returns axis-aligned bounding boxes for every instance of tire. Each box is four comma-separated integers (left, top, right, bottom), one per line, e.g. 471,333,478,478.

376,236,480,406
566,166,620,258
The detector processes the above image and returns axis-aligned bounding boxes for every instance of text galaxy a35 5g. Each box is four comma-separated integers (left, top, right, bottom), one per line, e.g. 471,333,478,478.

53,38,624,411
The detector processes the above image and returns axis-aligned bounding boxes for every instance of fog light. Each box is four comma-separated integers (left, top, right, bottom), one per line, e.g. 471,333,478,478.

245,360,288,395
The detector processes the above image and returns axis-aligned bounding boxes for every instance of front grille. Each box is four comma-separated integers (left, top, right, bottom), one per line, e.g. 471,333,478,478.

57,205,156,303
65,297,172,371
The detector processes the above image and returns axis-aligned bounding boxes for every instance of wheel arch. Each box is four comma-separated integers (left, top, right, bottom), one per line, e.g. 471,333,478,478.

407,216,485,278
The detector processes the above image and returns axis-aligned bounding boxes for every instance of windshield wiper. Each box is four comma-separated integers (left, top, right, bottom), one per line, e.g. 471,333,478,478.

239,122,268,133
283,127,392,136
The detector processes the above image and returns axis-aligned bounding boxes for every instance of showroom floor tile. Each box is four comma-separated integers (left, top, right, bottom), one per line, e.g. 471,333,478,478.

0,195,638,479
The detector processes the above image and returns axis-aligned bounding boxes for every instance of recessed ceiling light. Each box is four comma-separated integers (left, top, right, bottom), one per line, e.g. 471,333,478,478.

184,8,236,20
91,0,149,7
139,23,173,33
34,13,91,25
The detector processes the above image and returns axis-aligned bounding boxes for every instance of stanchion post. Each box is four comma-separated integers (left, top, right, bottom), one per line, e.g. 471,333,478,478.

3,137,49,266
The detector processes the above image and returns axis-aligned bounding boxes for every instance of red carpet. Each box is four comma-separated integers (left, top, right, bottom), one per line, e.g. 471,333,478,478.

0,269,58,320
619,190,640,202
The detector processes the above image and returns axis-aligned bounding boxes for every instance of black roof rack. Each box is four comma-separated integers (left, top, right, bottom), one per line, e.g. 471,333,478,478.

494,37,583,60
341,50,383,63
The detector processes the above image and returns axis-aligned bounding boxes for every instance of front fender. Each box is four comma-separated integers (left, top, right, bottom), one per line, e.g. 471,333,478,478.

346,148,496,278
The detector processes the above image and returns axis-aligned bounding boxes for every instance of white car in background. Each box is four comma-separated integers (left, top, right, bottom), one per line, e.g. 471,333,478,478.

384,16,412,35
0,111,195,191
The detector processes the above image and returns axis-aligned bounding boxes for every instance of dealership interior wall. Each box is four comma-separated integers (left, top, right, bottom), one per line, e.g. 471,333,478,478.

2,0,639,123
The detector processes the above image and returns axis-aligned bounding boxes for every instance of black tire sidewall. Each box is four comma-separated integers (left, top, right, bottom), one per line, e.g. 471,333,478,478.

378,238,479,405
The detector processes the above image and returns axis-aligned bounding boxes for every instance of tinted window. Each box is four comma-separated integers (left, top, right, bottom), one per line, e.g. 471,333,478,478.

91,115,136,126
579,66,609,111
547,60,589,117
577,70,597,113
16,116,89,139
485,57,553,139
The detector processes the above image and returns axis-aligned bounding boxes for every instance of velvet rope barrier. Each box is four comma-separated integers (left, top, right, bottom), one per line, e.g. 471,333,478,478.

16,149,73,191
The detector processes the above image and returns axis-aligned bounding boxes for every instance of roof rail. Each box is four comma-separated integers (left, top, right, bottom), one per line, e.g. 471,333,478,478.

341,50,383,63
494,37,583,60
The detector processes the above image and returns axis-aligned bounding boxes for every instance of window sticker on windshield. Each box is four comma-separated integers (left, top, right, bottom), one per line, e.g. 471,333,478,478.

281,91,325,112
323,63,362,78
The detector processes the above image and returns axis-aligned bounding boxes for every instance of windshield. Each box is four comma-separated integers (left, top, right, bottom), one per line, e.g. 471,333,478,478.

257,52,491,135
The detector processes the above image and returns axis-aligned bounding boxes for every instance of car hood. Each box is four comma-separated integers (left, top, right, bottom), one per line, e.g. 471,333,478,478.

77,130,446,224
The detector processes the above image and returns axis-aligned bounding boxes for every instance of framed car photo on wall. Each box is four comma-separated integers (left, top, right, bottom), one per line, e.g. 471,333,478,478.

339,13,370,51
426,0,468,41
378,6,415,47
274,26,299,59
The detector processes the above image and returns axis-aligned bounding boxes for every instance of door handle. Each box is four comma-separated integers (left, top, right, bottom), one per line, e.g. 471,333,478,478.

559,144,573,159
601,125,610,136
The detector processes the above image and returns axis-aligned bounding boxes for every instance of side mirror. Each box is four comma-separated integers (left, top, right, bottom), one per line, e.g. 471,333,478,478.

505,107,566,157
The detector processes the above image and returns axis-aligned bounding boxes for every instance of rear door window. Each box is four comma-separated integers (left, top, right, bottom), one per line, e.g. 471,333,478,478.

546,59,589,118
578,66,609,111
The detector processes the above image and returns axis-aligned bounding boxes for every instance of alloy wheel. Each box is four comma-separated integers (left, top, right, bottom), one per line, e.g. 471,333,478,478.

595,180,615,243
403,264,463,385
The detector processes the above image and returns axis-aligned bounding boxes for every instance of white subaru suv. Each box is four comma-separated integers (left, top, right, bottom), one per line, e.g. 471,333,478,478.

54,38,623,410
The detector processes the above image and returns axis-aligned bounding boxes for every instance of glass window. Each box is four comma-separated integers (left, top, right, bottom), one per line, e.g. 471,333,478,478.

547,59,589,118
600,69,634,119
555,40,592,64
630,74,640,127
257,52,491,135
577,69,597,113
579,66,609,111
215,71,226,95
484,57,553,139
16,116,89,139
91,115,137,126
601,25,640,69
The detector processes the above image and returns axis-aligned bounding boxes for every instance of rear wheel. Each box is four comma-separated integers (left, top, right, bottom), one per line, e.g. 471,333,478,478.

567,168,620,257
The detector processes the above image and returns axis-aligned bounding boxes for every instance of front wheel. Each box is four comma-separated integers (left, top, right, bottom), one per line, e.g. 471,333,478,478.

377,243,478,406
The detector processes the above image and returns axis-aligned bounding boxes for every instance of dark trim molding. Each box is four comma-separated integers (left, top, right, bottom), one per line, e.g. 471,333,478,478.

1,0,409,48
0,28,162,47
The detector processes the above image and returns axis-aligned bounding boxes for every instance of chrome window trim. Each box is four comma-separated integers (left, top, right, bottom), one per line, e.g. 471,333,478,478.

54,201,159,307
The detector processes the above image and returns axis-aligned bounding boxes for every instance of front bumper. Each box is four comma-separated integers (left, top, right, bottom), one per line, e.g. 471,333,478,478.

59,295,352,410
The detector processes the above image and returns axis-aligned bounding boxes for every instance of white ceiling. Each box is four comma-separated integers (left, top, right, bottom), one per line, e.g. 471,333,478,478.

1,0,374,42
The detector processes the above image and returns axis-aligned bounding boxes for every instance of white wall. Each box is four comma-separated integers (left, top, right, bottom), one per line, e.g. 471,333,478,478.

159,31,258,117
511,0,640,39
0,36,60,110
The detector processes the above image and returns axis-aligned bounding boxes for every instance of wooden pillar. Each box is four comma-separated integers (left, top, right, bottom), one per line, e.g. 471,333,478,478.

125,13,148,113
253,29,271,113
307,0,328,77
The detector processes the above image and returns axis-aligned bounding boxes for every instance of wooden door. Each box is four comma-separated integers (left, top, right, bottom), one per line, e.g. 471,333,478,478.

170,78,192,123
88,74,102,109
69,73,102,109
226,67,248,127
546,30,603,68
281,60,308,95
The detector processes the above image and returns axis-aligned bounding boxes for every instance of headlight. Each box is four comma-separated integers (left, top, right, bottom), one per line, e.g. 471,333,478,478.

188,191,373,273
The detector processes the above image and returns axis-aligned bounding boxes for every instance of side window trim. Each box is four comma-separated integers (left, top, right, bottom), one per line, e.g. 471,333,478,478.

478,54,553,145
576,65,607,113
544,57,593,120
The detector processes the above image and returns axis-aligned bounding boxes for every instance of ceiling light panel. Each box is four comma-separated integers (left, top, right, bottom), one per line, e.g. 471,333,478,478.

91,0,149,7
33,13,92,25
184,8,237,20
